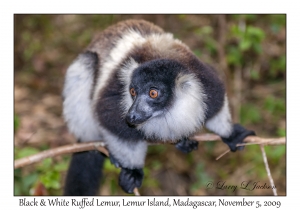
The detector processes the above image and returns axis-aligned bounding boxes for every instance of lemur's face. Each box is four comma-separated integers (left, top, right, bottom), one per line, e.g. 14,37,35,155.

125,59,182,126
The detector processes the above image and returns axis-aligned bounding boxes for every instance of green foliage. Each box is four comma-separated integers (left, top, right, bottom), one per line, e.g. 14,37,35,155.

14,115,20,132
150,160,163,170
264,146,286,163
203,141,216,154
103,159,120,194
270,56,286,79
15,147,39,159
226,47,243,67
14,147,39,195
103,158,120,173
264,96,285,116
240,104,262,125
276,128,286,137
190,163,211,192
14,146,69,195
227,24,265,67
142,167,160,190
268,15,286,33
243,146,267,179
195,26,217,56
147,145,166,154
39,170,60,189
230,14,258,22
37,157,68,193
14,169,39,195
249,68,260,80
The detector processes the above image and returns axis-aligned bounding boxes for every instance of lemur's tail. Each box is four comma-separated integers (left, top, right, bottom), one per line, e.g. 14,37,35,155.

64,150,105,195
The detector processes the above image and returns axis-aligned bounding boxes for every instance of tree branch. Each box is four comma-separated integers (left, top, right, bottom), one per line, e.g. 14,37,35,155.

14,134,285,169
14,142,109,169
14,133,285,196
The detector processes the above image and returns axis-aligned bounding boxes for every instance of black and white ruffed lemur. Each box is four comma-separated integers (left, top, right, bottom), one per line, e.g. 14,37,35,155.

62,19,255,195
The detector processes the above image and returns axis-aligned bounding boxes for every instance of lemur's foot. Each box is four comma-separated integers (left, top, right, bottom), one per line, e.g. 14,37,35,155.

222,124,256,152
175,137,198,153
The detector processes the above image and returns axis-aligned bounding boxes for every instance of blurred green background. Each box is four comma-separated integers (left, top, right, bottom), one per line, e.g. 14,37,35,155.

14,14,286,196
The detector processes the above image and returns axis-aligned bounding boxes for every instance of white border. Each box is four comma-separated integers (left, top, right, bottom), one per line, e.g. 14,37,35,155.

1,0,298,209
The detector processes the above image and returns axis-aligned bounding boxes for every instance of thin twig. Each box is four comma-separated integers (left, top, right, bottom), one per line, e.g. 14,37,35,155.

215,149,230,160
14,142,108,169
192,134,286,146
133,188,140,196
14,134,286,169
260,145,278,196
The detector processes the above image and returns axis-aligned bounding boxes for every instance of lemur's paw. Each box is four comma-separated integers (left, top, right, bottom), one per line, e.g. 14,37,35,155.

222,124,256,152
119,168,144,194
175,137,198,153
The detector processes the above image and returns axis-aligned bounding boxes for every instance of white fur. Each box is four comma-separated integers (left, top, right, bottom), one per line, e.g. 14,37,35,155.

117,32,187,119
92,30,146,102
205,95,233,138
119,58,139,117
63,54,147,168
117,32,203,142
147,33,181,50
63,55,102,142
100,128,148,169
92,31,184,103
137,73,207,141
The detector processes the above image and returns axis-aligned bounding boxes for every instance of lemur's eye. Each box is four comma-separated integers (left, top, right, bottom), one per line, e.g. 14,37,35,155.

149,89,158,98
130,88,136,96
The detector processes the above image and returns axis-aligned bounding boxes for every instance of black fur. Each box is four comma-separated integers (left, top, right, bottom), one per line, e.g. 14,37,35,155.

96,59,186,140
109,153,121,168
64,151,105,196
96,69,144,141
119,168,144,194
80,51,100,100
175,137,199,153
186,55,226,120
110,153,144,194
131,59,182,101
221,124,256,152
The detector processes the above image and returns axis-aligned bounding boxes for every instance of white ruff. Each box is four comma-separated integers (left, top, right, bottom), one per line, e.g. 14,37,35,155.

63,55,102,142
138,73,207,141
100,128,148,169
92,30,146,102
119,58,139,118
118,32,186,119
205,95,233,138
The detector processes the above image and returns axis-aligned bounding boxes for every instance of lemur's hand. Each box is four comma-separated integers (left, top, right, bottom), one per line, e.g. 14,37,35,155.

119,168,144,194
222,124,255,152
175,137,198,153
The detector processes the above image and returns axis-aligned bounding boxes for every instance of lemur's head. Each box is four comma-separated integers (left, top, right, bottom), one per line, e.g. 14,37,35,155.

124,59,207,141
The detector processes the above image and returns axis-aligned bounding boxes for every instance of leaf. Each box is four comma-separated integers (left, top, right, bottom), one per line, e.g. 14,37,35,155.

264,146,286,163
239,39,251,51
250,69,260,80
240,104,262,124
276,128,286,137
247,26,265,41
53,161,69,171
39,171,61,189
14,115,20,131
15,147,39,159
